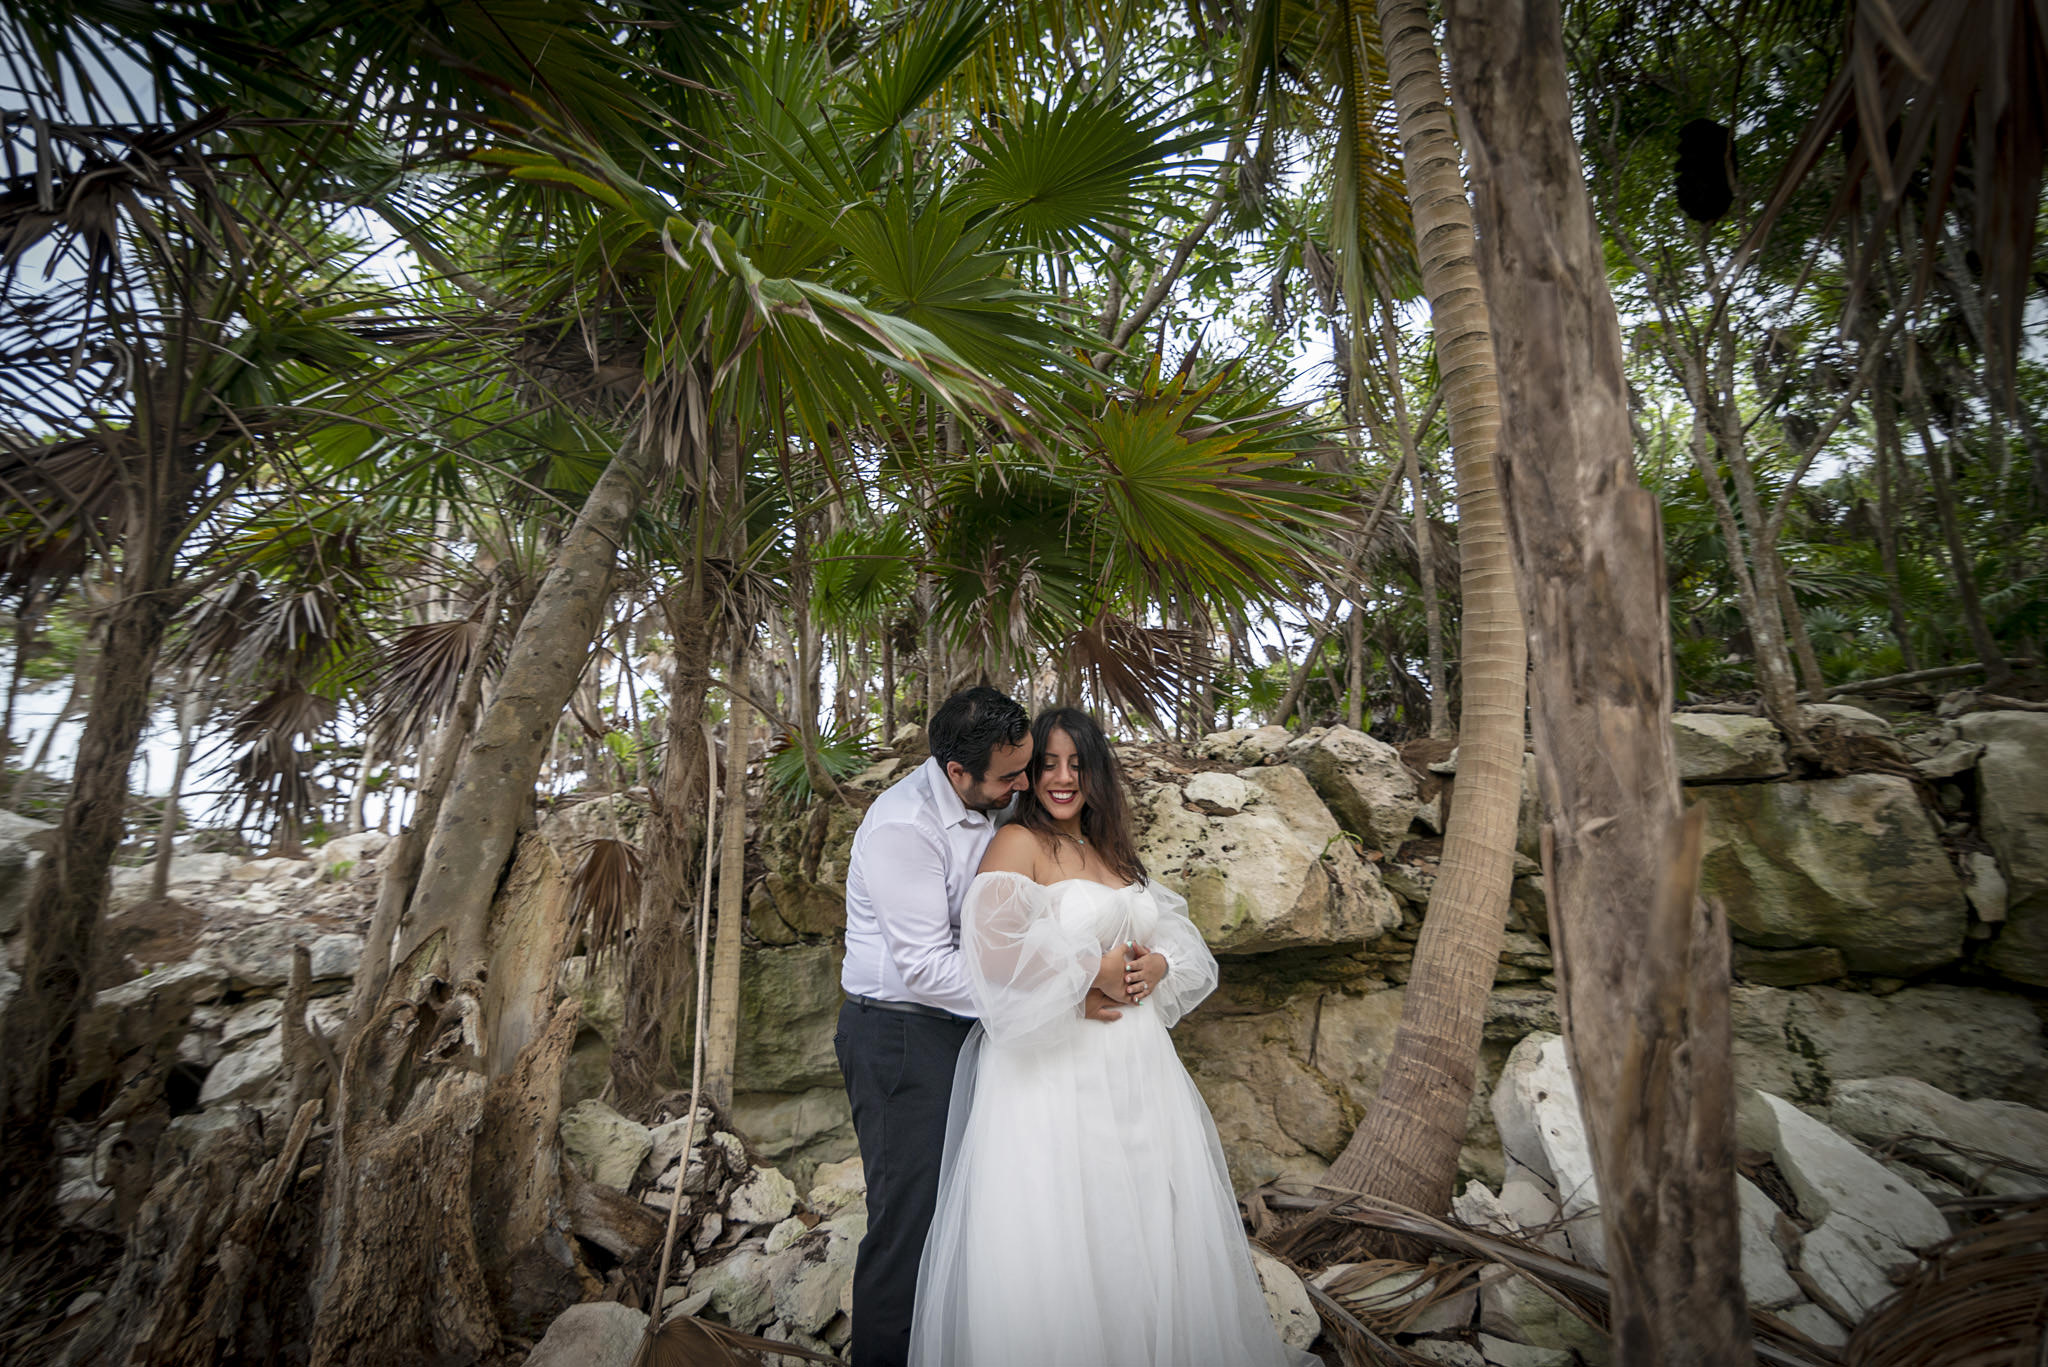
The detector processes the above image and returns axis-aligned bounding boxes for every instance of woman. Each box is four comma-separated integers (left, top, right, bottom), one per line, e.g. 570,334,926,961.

909,708,1316,1367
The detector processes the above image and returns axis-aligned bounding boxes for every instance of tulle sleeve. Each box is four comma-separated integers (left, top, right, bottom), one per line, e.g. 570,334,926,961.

961,871,1101,1049
1140,881,1218,1028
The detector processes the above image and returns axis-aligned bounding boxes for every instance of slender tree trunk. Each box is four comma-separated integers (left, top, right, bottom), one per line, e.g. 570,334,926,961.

0,506,186,1231
1914,410,2014,690
343,584,504,1044
1382,299,1449,736
344,727,380,836
1345,608,1366,731
1443,4,1754,1360
386,435,666,999
148,673,204,902
1774,566,1827,699
1320,0,1528,1221
1,579,53,783
610,573,713,1105
881,625,897,740
702,645,750,1109
1871,382,1921,670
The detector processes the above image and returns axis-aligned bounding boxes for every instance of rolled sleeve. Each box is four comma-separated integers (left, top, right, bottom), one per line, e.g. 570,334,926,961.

863,819,978,1015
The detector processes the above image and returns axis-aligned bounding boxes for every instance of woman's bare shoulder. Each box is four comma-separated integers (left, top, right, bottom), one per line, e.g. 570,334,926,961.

979,823,1046,876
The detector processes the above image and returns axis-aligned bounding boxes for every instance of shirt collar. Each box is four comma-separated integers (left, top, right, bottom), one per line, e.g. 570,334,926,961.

922,755,988,829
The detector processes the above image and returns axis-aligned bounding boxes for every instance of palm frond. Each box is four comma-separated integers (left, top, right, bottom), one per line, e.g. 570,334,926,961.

570,836,645,964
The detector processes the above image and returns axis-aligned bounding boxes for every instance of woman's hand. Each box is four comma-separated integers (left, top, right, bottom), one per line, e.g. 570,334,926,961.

1123,945,1168,1003
1093,950,1134,1003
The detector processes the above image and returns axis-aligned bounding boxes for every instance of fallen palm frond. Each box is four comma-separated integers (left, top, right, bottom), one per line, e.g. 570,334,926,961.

1256,1184,1840,1367
1845,1197,2048,1367
640,1311,842,1366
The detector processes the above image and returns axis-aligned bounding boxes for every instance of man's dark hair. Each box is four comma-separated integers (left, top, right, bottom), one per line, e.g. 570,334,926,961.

928,686,1030,780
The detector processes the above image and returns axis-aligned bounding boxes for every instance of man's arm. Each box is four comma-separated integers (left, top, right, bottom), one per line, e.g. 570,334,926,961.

864,820,978,1016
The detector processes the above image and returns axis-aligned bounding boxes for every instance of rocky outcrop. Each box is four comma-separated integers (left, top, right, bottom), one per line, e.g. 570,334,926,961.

1672,713,1789,782
1133,764,1403,953
1281,725,1422,854
1955,711,2048,985
1694,773,1967,976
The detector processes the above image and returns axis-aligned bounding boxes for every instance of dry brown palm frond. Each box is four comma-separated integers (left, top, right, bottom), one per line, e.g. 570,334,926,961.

218,684,338,836
1257,1183,1841,1367
1059,612,1211,727
570,835,644,964
636,1310,842,1366
1742,0,2048,391
1845,1195,2048,1367
361,611,505,751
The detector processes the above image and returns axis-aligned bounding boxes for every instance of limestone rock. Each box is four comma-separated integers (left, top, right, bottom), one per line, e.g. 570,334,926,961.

1736,1177,1801,1309
728,1166,798,1226
308,932,362,980
1478,1337,1574,1367
1775,1302,1848,1348
0,813,50,934
1739,1089,1947,1321
217,922,311,989
315,830,389,875
1673,713,1789,782
1184,770,1253,816
1250,1248,1318,1350
199,1027,283,1106
1911,738,1984,781
1829,1076,2048,1196
1283,725,1421,854
69,960,226,1106
560,1099,654,1190
1694,774,1967,975
695,1246,798,1332
753,803,865,939
1411,1343,1485,1367
773,1216,860,1335
806,1156,866,1216
1729,983,2048,1109
1197,725,1294,765
1477,1266,1610,1365
764,1216,807,1255
1135,765,1401,953
641,1109,717,1184
736,944,846,1093
1965,852,2009,923
1490,1033,1603,1268
1955,712,2048,985
1801,702,1901,744
557,955,626,1043
1731,943,1846,987
730,1086,854,1189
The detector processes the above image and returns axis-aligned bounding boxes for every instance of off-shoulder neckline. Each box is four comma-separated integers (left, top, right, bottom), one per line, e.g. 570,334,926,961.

975,869,1138,893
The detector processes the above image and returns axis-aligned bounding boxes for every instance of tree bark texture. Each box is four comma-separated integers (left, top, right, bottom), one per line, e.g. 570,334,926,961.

1,527,184,1231
1915,409,2014,690
703,646,751,1109
391,436,665,996
1320,0,1528,1221
1442,2,1755,1361
1871,381,1921,670
611,573,713,1105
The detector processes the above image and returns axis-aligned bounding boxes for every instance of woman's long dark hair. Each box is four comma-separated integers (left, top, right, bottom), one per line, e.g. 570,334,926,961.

1012,707,1147,885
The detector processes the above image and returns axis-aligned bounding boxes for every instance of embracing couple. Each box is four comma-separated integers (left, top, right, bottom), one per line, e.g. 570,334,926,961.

834,686,1315,1367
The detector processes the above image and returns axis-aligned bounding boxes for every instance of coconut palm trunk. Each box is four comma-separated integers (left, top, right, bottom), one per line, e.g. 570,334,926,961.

1318,0,1528,1219
1441,0,1753,1359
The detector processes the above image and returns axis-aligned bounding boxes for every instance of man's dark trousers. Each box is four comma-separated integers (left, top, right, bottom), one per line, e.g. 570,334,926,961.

834,998,973,1367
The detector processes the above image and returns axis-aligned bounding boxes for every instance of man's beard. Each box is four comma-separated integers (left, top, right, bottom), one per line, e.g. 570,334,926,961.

962,789,1016,815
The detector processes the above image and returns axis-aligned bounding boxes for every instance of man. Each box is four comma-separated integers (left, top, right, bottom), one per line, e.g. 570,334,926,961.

836,685,1032,1367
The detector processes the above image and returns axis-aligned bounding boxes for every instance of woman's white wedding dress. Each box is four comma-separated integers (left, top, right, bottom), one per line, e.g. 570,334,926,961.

908,871,1316,1367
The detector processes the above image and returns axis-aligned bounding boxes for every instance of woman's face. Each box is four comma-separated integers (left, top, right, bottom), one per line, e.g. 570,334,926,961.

1033,726,1087,823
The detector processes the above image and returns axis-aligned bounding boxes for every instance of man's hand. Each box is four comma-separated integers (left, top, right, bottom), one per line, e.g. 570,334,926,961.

1082,988,1124,1022
1093,949,1134,1003
1123,943,1167,1003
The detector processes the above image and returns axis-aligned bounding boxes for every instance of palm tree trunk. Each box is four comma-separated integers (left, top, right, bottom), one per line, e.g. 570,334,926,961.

702,645,751,1109
610,573,714,1105
1320,0,1528,1220
1381,298,1449,736
383,435,667,1000
1442,2,1754,1359
0,509,185,1231
148,673,204,902
1872,382,1921,670
1346,607,1366,731
1914,409,2014,689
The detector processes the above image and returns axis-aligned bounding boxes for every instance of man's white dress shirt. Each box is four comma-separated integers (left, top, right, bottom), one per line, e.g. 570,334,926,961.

841,756,996,1017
